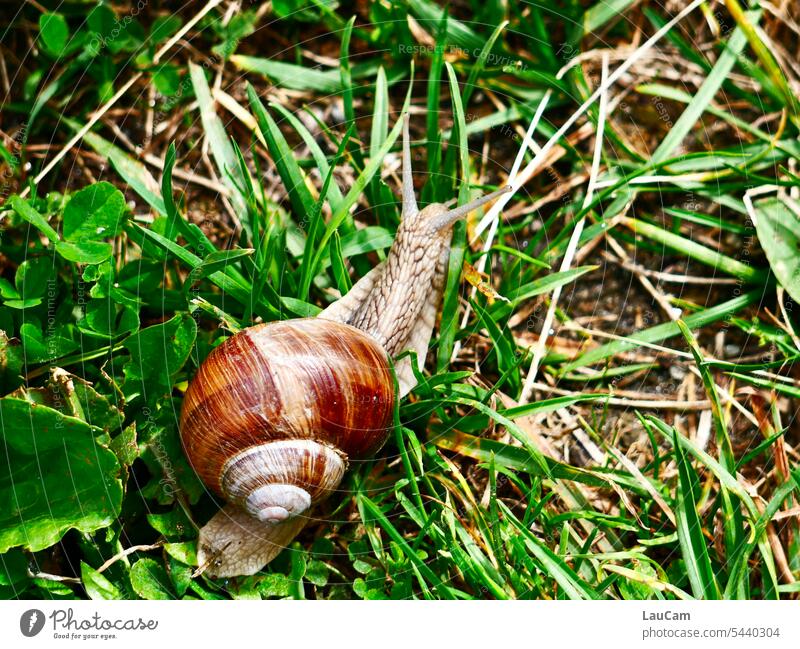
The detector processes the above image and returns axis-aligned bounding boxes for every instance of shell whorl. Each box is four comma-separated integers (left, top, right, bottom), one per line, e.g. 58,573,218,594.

220,440,347,523
182,319,394,577
179,318,395,495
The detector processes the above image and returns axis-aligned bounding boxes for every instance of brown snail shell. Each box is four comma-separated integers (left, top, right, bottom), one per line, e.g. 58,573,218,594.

180,320,393,556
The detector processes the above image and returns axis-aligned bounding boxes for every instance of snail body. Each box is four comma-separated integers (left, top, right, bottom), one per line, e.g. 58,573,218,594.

180,115,510,577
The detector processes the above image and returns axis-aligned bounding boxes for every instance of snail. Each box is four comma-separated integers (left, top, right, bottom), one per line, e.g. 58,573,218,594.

179,114,511,577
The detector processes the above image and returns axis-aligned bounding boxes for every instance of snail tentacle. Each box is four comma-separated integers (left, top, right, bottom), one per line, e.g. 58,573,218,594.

428,185,512,232
325,115,511,367
401,113,418,218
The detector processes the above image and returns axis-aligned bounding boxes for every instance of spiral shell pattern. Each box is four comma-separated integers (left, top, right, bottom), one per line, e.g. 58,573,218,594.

179,318,395,503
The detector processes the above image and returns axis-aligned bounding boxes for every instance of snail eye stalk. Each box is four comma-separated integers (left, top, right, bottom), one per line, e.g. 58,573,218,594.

401,113,419,218
429,185,513,231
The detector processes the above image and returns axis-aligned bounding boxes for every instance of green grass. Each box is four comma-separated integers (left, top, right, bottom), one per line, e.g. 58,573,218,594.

0,1,799,600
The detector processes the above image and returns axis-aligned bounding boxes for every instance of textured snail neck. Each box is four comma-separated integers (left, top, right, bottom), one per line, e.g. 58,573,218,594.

323,115,510,361
347,211,449,356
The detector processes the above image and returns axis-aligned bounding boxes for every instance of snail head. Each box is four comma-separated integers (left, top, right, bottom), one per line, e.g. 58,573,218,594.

398,113,512,234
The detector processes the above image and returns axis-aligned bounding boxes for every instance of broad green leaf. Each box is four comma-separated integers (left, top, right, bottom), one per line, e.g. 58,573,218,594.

39,13,69,54
753,197,800,303
83,297,139,337
9,196,59,241
19,322,78,363
152,65,181,95
163,542,197,567
62,182,127,242
110,424,139,469
76,127,166,215
88,4,117,40
81,562,123,600
258,572,292,598
55,240,113,264
122,313,197,404
15,257,51,300
273,0,339,22
69,379,125,432
149,15,182,43
130,558,174,600
0,398,122,553
1,397,100,453
0,331,23,393
147,508,193,538
0,548,28,587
